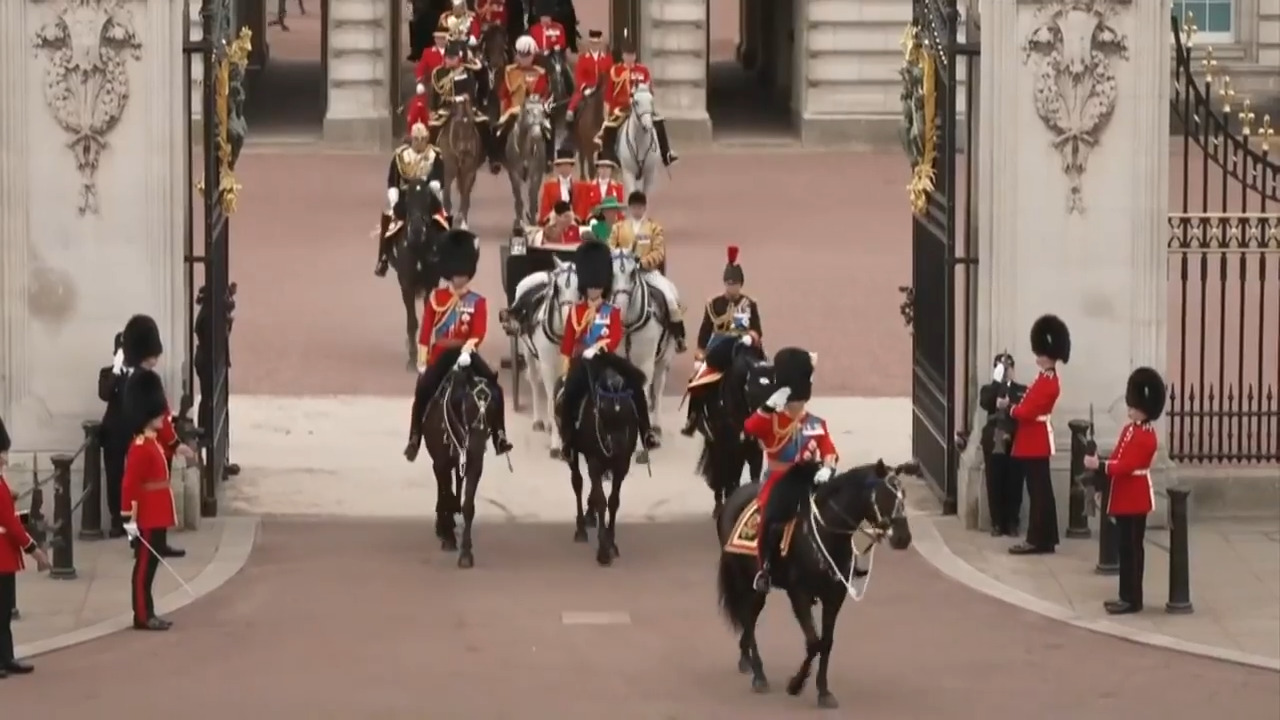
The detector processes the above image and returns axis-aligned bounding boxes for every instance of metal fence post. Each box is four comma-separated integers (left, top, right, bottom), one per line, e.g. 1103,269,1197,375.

1165,488,1194,614
1066,419,1092,538
1093,451,1119,575
79,420,105,540
49,453,77,579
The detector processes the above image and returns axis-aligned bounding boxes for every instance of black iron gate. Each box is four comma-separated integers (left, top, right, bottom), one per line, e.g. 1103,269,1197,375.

184,0,246,517
901,1,977,513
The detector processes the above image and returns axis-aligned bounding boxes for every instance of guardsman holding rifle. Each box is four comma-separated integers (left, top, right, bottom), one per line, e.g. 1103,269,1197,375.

978,351,1027,537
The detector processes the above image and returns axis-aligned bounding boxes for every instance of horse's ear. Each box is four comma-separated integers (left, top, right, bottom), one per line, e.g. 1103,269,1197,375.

874,459,888,477
894,460,922,477
552,256,566,270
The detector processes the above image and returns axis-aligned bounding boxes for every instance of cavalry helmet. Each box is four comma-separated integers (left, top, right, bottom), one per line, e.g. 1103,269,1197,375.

723,245,744,285
121,314,164,367
574,240,613,294
410,122,429,139
439,229,479,279
0,413,10,453
1029,314,1071,363
772,347,816,403
1125,367,1167,422
515,35,538,56
123,368,169,437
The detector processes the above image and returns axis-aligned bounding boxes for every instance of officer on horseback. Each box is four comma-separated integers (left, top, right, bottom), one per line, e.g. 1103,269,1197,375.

681,245,763,436
405,230,514,459
599,33,679,167
606,191,687,351
495,35,554,169
429,41,501,166
744,348,839,593
558,240,661,455
378,122,446,277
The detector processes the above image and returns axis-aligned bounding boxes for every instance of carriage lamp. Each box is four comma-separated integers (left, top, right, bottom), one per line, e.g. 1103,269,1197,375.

510,233,528,255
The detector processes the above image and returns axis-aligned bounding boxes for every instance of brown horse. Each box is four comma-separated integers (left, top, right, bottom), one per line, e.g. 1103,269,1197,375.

572,71,607,179
437,98,484,229
480,23,509,118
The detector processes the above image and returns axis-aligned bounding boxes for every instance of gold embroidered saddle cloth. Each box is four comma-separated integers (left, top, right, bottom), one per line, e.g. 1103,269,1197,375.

723,499,796,557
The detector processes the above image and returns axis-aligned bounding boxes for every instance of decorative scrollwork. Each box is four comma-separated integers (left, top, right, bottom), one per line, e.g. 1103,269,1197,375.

32,0,142,215
899,23,937,217
198,27,252,214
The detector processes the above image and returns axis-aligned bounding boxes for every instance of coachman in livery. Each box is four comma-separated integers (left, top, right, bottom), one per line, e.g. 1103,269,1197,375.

379,122,448,277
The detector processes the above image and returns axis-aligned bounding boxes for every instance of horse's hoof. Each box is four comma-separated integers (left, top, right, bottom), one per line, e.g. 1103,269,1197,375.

737,656,752,674
711,506,721,520
584,513,597,528
817,693,839,709
596,551,613,566
549,448,563,460
786,675,807,696
441,538,458,552
532,420,546,432
652,425,664,438
635,449,650,465
751,677,770,694
573,528,588,542
458,553,475,569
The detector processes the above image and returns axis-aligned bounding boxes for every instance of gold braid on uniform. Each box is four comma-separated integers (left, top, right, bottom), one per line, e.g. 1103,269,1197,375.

419,292,462,366
762,415,800,455
706,295,748,334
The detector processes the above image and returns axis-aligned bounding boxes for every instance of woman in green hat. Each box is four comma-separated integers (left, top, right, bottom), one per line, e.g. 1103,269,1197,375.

588,195,625,242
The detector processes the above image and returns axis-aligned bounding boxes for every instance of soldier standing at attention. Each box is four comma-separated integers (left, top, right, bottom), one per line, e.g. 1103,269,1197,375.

1002,314,1070,555
978,352,1026,536
379,122,447,277
1,415,53,675
1084,367,1165,615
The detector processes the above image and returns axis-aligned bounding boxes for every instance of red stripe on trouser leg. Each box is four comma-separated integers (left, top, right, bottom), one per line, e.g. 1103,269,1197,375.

132,529,149,622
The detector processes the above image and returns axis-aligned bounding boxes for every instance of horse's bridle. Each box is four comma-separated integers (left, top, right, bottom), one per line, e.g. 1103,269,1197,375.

435,371,493,476
811,474,906,545
535,269,577,347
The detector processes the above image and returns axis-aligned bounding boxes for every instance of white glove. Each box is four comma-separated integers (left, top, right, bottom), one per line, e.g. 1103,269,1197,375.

417,362,427,374
416,82,426,95
992,363,1005,383
814,466,834,484
456,350,472,368
583,346,599,360
565,110,575,121
739,334,754,347
468,36,478,47
123,522,139,539
387,187,400,207
764,386,791,410
428,180,442,193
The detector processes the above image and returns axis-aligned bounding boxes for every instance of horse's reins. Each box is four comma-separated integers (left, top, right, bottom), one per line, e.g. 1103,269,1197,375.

806,476,905,602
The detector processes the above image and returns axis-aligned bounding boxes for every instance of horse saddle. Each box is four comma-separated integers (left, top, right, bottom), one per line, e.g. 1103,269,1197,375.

686,363,722,390
724,500,796,558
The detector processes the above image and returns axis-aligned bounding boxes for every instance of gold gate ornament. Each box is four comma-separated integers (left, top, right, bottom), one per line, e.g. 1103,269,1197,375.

899,24,937,217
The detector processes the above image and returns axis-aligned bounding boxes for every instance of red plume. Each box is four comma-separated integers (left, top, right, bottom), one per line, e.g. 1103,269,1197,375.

726,245,739,264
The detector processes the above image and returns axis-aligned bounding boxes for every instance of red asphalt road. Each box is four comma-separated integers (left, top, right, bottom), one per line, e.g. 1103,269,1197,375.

6,521,1278,718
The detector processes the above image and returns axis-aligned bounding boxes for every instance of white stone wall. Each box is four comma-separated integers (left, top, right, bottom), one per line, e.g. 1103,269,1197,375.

1,0,187,451
323,0,391,144
1260,0,1280,84
644,0,712,135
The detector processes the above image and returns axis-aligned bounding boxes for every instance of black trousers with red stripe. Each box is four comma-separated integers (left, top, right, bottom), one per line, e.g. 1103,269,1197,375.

131,528,163,622
1,573,16,662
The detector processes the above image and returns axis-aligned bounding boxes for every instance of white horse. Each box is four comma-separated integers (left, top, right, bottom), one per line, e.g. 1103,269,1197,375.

615,84,661,198
609,250,678,437
503,95,550,228
512,258,580,457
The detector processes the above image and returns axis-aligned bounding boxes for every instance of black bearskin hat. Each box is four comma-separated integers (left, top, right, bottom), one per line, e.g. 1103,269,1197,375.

0,414,10,453
123,368,169,436
574,240,613,293
772,347,815,402
439,229,479,278
723,245,744,284
619,29,637,54
1029,314,1071,363
1125,367,1167,422
121,314,164,367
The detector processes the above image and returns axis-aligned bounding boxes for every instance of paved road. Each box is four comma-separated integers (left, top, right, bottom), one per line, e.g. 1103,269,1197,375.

6,520,1278,718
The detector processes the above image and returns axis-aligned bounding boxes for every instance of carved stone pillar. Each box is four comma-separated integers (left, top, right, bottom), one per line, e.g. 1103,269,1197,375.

959,0,1173,529
1,0,187,452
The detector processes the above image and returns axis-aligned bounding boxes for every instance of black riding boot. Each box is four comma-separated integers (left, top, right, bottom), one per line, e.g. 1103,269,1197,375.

489,385,514,455
599,125,618,156
485,124,503,174
754,522,782,593
654,118,679,166
681,392,701,437
544,135,557,171
630,380,660,449
375,216,394,276
668,319,688,353
405,364,446,461
558,370,586,455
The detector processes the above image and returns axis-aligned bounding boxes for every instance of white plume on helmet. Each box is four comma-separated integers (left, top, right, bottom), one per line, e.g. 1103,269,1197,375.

515,35,538,55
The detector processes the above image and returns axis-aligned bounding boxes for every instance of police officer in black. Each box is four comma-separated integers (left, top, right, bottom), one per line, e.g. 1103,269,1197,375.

978,352,1026,537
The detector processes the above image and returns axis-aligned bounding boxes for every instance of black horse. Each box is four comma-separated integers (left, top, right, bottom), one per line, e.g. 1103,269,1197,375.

693,340,771,519
716,461,916,709
405,348,500,568
396,179,448,370
563,356,644,566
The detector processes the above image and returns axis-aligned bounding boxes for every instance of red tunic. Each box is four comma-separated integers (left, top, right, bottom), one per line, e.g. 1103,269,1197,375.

544,223,582,246
1009,369,1060,458
529,21,568,53
561,301,622,361
539,176,585,223
578,178,624,220
743,410,838,511
0,475,36,573
405,93,430,129
158,411,178,464
419,287,488,366
121,433,177,530
476,0,507,26
415,46,446,82
570,51,614,111
1104,422,1158,516
606,62,652,114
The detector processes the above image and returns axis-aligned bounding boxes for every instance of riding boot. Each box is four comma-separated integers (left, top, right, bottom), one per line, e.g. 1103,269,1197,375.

599,124,618,155
654,119,679,166
405,365,443,461
668,318,688,353
630,379,660,450
754,522,781,593
489,385,514,455
680,392,700,437
544,135,557,171
375,215,393,277
558,368,584,453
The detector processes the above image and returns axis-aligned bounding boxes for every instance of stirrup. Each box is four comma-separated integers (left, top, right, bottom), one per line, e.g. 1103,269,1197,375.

753,570,771,593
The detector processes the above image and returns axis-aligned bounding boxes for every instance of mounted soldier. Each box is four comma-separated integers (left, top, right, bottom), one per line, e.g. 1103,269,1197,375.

599,32,678,167
566,29,611,125
577,150,624,222
682,245,762,436
415,29,450,84
378,122,446,277
528,1,573,96
430,41,501,167
438,0,481,50
495,35,554,168
606,190,686,351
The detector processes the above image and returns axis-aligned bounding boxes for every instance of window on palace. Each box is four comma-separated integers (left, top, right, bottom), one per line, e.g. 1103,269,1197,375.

1172,0,1234,42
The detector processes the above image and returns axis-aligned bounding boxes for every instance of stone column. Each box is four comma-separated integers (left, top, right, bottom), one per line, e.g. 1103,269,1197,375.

1,0,187,453
960,0,1172,529
644,0,713,145
323,0,392,147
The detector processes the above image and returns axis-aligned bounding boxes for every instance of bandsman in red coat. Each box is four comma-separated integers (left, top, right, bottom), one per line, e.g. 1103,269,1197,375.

1,415,52,675
120,369,179,631
406,230,513,459
577,151,624,221
415,30,449,82
1084,367,1165,615
567,29,613,119
744,348,838,592
538,148,586,223
599,33,679,166
1001,314,1071,555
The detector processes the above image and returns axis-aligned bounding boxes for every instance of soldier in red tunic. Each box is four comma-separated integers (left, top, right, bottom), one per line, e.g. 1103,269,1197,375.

415,30,450,82
1,415,52,675
1002,314,1071,555
528,5,567,53
120,369,179,631
406,231,513,458
600,34,679,166
567,29,612,120
557,240,659,454
1084,367,1164,615
744,347,838,592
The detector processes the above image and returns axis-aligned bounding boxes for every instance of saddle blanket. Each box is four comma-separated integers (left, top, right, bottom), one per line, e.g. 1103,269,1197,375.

686,364,723,390
724,499,796,557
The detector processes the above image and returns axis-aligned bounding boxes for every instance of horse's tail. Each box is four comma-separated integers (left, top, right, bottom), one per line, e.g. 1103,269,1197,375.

697,437,715,489
717,551,748,632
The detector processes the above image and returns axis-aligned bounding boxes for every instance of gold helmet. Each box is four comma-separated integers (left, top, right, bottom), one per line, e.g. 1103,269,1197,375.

410,122,429,139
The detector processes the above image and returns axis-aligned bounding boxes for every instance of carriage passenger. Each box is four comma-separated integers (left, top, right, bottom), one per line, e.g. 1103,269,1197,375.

538,149,587,224
566,30,612,121
599,34,678,166
378,122,446,277
745,348,839,593
495,36,554,168
543,201,582,245
587,195,624,241
576,151,624,222
415,30,450,84
407,230,514,457
606,191,687,352
558,240,660,454
681,245,763,436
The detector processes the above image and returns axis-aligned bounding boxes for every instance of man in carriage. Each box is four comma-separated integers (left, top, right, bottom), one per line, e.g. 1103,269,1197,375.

406,229,514,458
566,29,612,123
606,190,687,352
377,122,448,277
428,41,502,166
575,150,624,222
414,29,450,85
598,33,679,167
495,35,554,169
538,148,587,224
681,246,762,436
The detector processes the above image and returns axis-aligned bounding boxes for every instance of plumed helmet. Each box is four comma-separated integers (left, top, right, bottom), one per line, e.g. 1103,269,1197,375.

1125,367,1167,422
515,35,538,55
0,413,10,453
1029,314,1071,363
574,240,613,293
121,314,164,367
439,229,479,278
123,368,169,437
722,245,744,284
772,347,816,402
410,122,429,139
